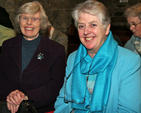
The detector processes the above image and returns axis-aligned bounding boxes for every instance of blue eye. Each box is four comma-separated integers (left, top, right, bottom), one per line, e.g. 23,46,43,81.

32,18,37,21
78,25,84,29
23,17,27,20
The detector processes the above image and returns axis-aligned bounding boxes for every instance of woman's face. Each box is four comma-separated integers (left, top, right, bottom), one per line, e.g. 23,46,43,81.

127,16,141,38
77,12,110,57
20,12,41,41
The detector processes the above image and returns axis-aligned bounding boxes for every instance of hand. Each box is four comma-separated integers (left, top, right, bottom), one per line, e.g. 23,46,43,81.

6,90,28,113
7,90,25,105
7,102,19,113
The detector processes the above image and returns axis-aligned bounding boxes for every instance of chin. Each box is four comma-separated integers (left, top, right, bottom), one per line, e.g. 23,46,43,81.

85,46,94,50
134,35,138,37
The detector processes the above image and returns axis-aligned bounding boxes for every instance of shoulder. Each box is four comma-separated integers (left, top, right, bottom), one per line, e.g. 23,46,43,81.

2,34,22,47
115,46,140,76
49,38,65,50
117,46,140,65
66,51,77,68
67,51,77,61
54,28,68,38
42,35,64,47
118,46,139,60
0,24,15,33
41,35,65,55
124,35,135,50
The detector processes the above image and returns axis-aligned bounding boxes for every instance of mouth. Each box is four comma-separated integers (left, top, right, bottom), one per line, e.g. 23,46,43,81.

25,27,34,30
86,37,93,40
132,30,135,33
85,36,94,41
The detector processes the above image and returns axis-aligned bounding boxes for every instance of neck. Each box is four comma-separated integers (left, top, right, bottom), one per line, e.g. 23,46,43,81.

87,50,96,58
23,33,39,41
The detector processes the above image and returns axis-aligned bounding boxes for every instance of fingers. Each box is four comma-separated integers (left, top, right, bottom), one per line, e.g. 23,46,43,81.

7,102,19,113
7,102,10,111
7,93,18,105
24,95,28,100
6,90,27,113
16,92,24,103
7,90,25,105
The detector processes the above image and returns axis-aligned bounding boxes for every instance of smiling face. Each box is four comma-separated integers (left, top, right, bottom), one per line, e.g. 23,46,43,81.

20,12,41,41
127,16,141,38
77,12,110,58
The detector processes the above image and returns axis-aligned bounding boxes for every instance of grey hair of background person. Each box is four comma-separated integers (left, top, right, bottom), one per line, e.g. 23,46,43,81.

71,0,111,30
14,1,48,35
124,3,141,21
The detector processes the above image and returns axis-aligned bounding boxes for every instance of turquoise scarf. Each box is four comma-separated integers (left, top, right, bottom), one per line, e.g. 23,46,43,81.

71,31,118,112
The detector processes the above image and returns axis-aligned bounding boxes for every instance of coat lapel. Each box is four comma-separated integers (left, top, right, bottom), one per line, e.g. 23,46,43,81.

9,35,52,71
9,35,22,71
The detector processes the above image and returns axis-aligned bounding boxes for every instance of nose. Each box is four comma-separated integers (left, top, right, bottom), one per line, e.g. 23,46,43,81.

84,26,90,35
130,25,134,31
27,18,32,25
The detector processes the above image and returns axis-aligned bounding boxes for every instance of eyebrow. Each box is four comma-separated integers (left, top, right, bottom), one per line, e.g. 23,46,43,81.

89,21,97,23
78,21,97,24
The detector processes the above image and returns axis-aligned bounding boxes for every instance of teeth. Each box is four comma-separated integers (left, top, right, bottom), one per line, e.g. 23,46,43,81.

86,37,93,40
25,28,34,30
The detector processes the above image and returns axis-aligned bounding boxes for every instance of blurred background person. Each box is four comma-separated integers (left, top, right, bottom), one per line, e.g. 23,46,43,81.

0,1,65,113
0,24,16,48
0,7,16,54
54,0,141,113
46,21,68,56
124,3,141,56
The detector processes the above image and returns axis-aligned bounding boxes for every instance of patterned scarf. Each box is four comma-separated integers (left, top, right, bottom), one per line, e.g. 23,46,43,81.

71,31,118,112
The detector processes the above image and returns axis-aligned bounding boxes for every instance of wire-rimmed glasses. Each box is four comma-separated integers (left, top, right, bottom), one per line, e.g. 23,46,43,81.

20,16,41,23
126,22,141,29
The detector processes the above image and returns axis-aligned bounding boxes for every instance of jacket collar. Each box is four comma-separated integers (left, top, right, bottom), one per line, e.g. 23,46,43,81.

8,34,52,71
8,34,52,53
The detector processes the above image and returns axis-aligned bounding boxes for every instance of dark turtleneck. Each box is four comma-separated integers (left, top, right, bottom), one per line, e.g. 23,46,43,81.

22,35,41,72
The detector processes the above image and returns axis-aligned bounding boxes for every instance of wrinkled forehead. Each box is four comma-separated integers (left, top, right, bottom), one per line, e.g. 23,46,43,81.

127,16,140,22
77,11,102,24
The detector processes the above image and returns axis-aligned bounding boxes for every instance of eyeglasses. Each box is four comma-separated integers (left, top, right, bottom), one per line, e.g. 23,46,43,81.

64,54,88,104
20,16,41,23
126,21,141,29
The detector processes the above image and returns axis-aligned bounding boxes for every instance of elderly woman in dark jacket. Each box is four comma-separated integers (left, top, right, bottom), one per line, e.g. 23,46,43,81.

0,1,65,113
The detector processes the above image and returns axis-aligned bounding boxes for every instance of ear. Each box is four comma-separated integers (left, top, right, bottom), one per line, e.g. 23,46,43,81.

105,23,111,36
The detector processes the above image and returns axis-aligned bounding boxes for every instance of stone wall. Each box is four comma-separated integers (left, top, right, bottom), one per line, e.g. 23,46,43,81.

105,0,140,28
0,0,140,34
0,0,86,34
